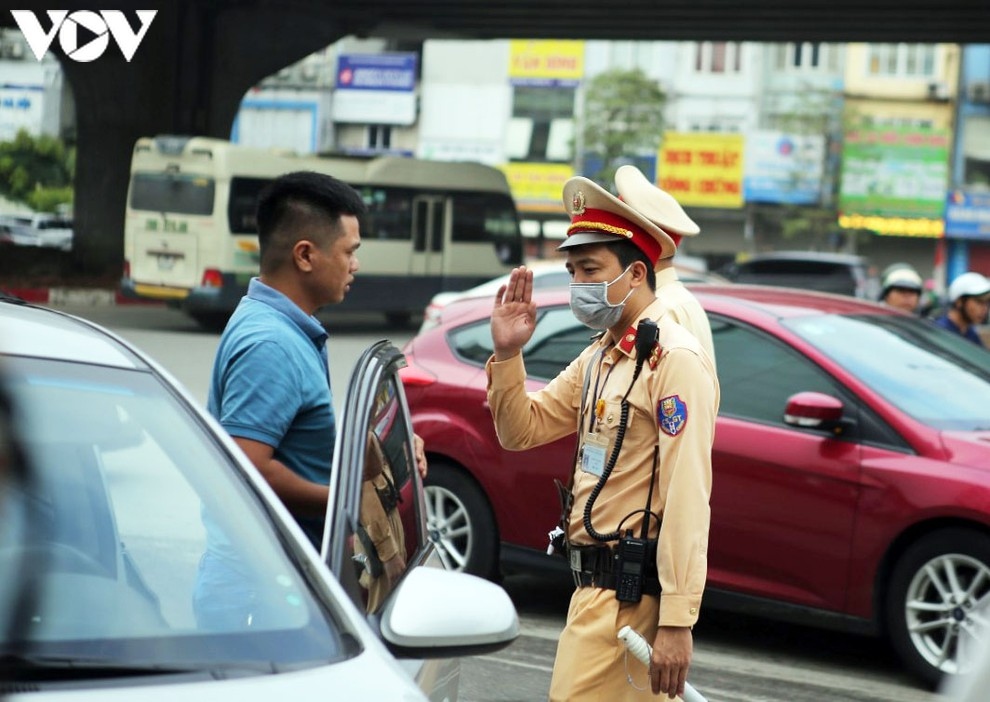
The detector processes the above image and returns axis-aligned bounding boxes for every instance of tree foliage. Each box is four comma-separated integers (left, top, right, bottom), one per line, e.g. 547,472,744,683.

581,68,665,185
0,129,74,212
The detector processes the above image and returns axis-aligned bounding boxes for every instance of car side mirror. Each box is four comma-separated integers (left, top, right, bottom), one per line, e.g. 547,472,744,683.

783,391,850,436
378,566,519,659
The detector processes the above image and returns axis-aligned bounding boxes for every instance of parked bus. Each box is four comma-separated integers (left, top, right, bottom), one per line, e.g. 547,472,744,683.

121,135,523,327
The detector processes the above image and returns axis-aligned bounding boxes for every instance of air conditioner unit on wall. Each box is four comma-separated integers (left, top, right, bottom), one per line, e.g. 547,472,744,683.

968,81,990,104
927,81,950,101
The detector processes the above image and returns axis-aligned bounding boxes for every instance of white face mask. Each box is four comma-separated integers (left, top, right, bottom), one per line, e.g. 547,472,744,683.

569,265,633,330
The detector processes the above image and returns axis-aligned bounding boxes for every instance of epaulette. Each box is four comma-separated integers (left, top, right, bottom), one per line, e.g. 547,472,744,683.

616,323,663,369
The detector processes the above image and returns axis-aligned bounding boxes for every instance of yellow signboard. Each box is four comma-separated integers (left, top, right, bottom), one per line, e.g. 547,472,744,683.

658,132,744,209
838,214,944,238
499,162,575,213
509,40,584,84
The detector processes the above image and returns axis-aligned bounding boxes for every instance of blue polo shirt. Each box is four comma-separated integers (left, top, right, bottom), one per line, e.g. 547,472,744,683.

208,279,335,538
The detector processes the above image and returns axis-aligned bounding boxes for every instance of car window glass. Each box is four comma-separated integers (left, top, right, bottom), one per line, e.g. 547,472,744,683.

448,305,591,380
522,307,593,380
349,373,420,614
532,270,570,289
332,341,429,613
710,315,842,425
743,260,846,276
785,314,990,431
448,320,495,366
2,357,344,668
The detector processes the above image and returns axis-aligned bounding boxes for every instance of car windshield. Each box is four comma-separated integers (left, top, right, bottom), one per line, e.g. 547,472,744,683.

0,356,346,672
784,314,990,431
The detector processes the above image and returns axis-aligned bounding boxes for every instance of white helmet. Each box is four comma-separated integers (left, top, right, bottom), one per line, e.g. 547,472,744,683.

880,264,923,298
948,272,990,303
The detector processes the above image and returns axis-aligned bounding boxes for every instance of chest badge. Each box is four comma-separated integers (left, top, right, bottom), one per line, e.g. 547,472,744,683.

658,395,688,436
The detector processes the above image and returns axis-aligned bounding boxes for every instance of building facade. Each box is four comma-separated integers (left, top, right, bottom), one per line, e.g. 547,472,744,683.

5,24,985,290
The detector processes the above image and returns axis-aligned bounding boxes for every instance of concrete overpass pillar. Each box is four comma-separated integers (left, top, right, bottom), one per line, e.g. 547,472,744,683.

61,3,348,279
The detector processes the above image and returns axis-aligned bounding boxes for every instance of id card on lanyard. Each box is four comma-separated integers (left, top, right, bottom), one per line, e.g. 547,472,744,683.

580,432,609,477
579,346,612,478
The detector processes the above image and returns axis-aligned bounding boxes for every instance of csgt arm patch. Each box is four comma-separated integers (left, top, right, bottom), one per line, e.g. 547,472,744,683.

658,395,688,436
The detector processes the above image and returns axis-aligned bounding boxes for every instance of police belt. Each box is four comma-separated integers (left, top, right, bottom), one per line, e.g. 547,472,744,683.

566,543,661,597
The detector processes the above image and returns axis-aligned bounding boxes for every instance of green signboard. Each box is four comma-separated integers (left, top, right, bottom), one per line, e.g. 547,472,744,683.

839,126,950,219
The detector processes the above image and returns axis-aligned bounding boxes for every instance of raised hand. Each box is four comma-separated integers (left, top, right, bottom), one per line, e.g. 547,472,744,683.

491,266,537,361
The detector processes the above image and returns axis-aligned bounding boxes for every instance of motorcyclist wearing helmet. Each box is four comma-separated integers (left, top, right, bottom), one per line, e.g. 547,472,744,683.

878,263,923,314
933,271,990,347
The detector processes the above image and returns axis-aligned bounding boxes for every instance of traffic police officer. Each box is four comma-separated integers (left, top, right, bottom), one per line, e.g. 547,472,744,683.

487,175,719,700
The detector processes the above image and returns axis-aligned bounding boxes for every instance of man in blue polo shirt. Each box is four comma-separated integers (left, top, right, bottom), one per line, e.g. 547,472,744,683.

193,171,366,628
210,170,365,546
193,171,427,629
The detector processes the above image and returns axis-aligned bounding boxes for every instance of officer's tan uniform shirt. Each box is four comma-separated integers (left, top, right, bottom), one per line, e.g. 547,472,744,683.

655,266,716,369
487,297,719,627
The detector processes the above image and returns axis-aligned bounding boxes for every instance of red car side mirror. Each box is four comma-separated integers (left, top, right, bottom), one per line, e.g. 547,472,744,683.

783,391,844,432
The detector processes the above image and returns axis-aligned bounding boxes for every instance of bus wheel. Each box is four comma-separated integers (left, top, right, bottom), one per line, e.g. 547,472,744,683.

384,312,412,328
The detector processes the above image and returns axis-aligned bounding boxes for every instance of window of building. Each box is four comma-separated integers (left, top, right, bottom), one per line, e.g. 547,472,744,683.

962,116,990,188
694,42,742,74
508,86,576,162
773,43,840,72
367,125,392,150
867,44,937,78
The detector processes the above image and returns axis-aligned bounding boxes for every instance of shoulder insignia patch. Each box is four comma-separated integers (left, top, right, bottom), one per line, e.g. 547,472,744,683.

658,395,687,436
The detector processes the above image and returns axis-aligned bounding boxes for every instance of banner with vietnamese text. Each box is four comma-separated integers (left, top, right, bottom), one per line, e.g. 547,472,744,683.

658,132,744,209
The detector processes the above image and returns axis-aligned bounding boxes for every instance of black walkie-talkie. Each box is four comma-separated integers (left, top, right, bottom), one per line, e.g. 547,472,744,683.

635,318,657,368
614,529,649,602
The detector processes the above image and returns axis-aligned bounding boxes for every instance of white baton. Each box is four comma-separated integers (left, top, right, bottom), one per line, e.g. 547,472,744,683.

617,626,708,702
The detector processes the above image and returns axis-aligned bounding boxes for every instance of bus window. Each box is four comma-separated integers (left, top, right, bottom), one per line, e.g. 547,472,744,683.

228,176,269,234
429,201,444,252
451,193,522,265
130,173,215,216
413,200,429,252
359,187,413,241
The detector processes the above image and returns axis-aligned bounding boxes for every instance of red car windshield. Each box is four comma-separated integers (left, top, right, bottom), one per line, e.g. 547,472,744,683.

784,314,990,431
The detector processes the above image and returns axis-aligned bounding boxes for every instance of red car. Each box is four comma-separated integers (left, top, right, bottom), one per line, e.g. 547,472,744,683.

400,284,990,689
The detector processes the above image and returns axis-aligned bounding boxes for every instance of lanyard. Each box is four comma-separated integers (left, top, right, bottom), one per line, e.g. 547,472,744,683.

582,345,615,434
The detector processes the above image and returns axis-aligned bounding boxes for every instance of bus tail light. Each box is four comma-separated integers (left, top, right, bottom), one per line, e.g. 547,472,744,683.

123,259,130,278
201,268,223,288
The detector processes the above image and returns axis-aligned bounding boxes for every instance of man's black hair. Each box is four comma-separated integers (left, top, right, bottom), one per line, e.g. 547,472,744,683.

610,240,657,291
255,171,366,270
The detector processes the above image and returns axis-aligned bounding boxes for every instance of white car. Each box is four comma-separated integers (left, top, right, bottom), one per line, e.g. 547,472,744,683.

0,214,73,251
419,257,729,332
0,293,518,701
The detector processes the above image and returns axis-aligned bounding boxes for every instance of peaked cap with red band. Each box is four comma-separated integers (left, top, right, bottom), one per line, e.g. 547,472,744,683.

559,166,699,268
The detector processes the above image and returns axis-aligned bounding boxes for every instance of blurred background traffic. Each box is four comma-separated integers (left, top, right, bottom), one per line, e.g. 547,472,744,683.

1,25,989,320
